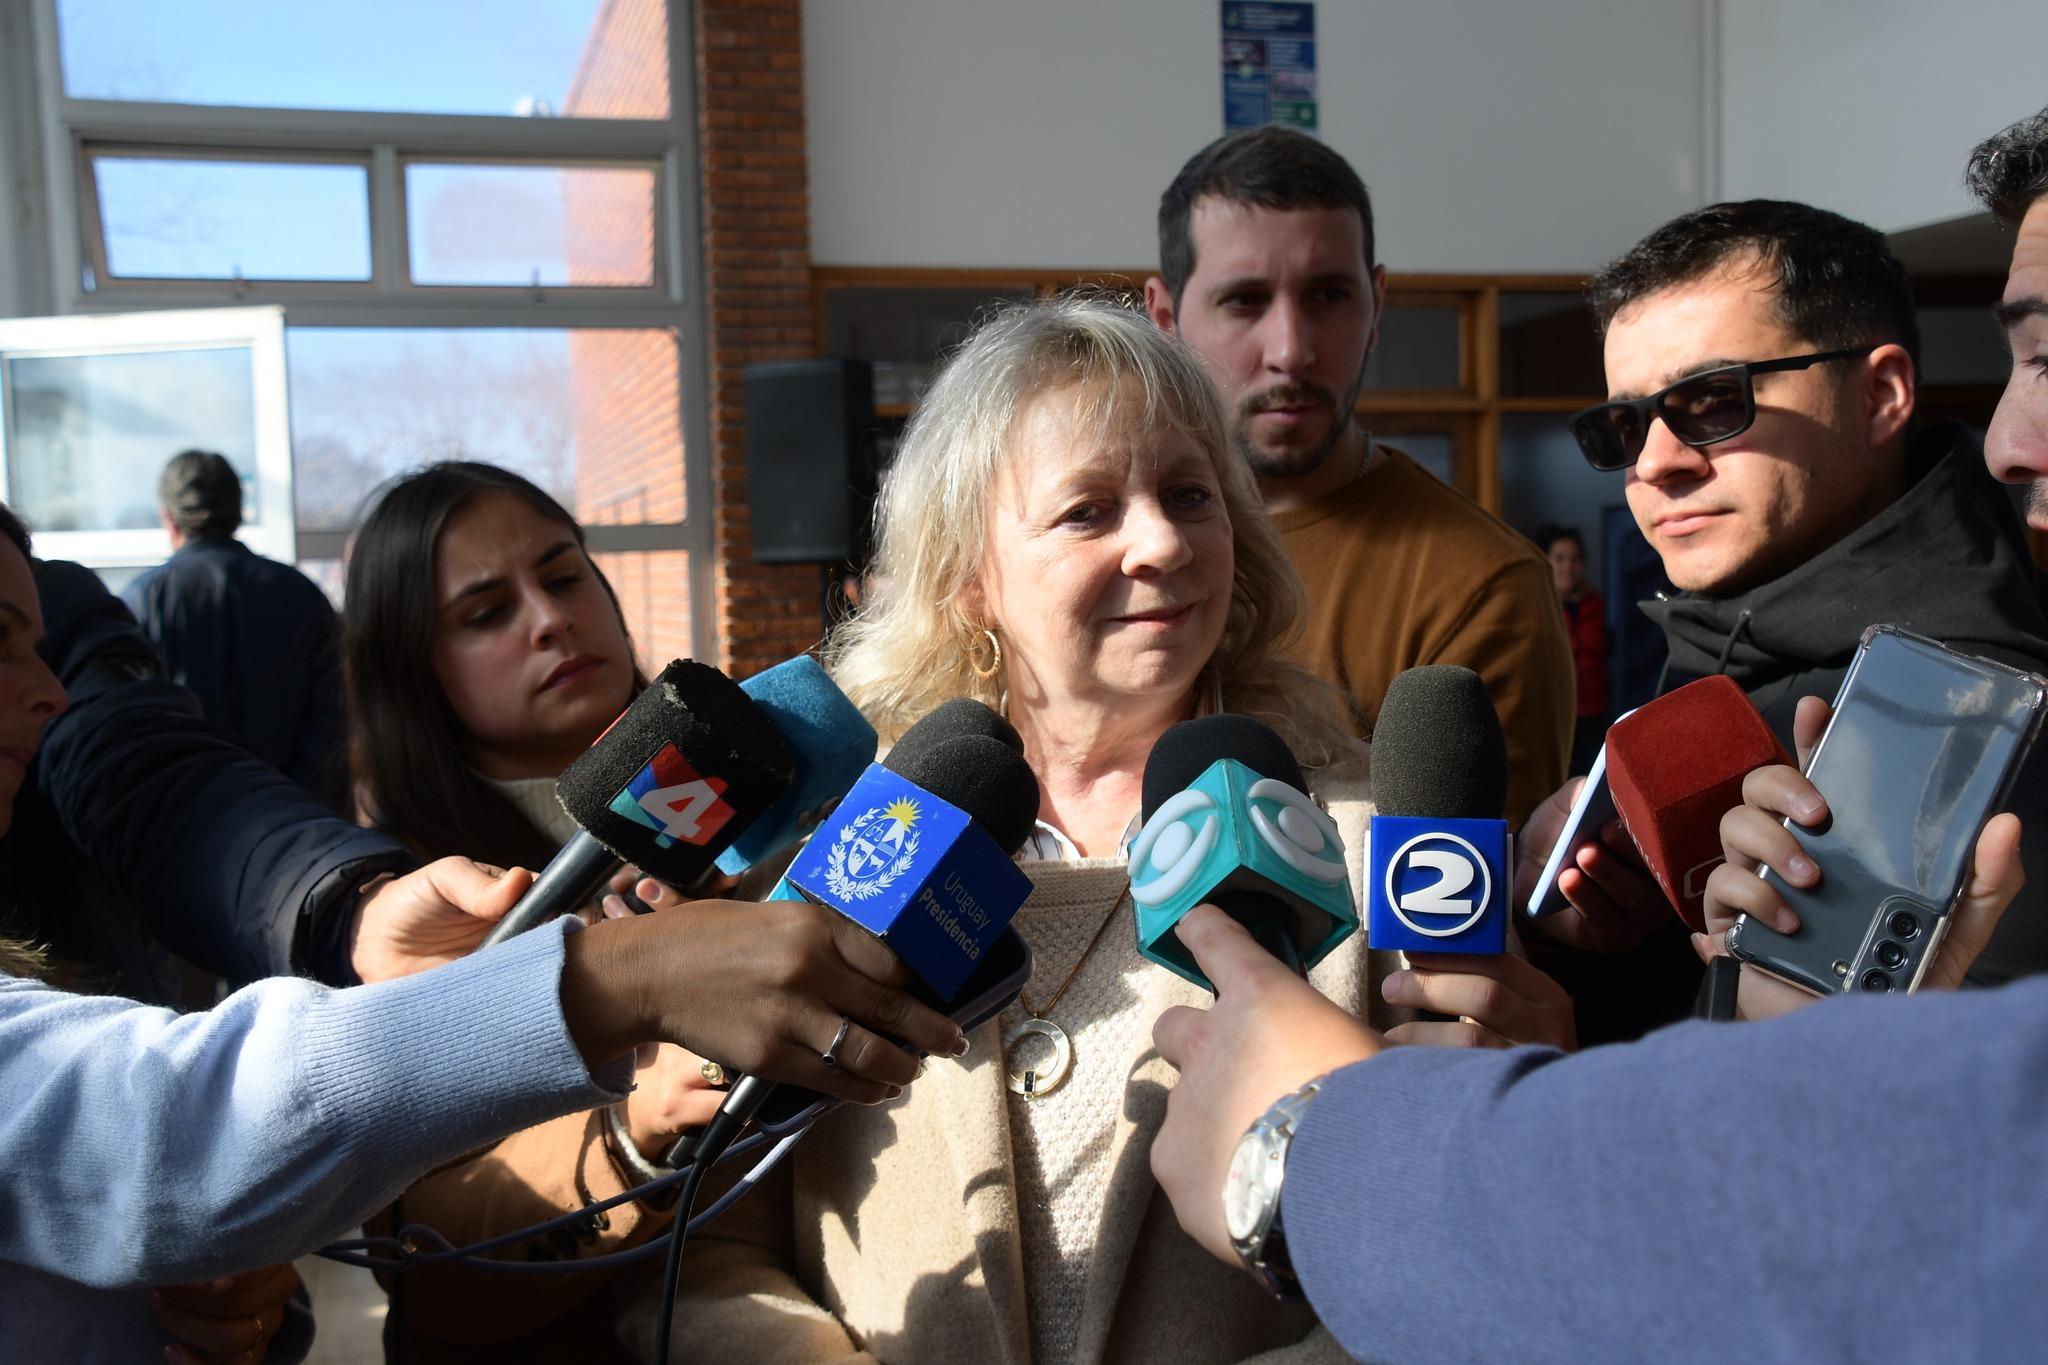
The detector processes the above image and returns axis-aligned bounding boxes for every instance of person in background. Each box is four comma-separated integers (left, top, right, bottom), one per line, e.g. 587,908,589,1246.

343,461,723,1363
1144,125,1575,829
1534,524,1608,775
123,450,346,809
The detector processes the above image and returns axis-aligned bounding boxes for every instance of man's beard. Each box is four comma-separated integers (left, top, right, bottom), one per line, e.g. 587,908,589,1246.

1231,353,1371,481
2028,480,2048,533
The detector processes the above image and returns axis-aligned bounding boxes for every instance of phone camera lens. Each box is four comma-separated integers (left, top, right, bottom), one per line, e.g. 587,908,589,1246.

1875,940,1908,971
1887,910,1919,940
1859,969,1894,993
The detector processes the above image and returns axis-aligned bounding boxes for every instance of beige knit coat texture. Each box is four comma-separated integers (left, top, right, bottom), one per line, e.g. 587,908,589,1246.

621,764,1391,1365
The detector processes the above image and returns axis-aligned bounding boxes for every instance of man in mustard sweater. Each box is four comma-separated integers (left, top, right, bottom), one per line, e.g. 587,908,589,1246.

1144,126,1573,827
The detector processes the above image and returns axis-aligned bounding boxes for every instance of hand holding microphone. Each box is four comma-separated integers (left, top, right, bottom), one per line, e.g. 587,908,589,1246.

1150,906,1382,1267
1130,714,1359,987
1513,778,1665,955
1366,666,1575,1049
557,896,965,1107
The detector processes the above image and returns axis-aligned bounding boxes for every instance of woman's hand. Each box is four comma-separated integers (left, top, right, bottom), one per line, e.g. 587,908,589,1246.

1513,777,1669,953
1380,951,1577,1051
623,1043,729,1157
559,897,966,1106
152,1263,297,1364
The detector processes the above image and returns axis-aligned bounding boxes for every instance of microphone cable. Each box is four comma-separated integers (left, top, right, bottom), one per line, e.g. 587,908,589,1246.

651,1150,712,1365
314,1120,806,1276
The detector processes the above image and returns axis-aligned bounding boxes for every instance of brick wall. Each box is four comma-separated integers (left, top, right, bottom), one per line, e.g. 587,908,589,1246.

695,0,820,677
564,0,691,669
561,0,820,678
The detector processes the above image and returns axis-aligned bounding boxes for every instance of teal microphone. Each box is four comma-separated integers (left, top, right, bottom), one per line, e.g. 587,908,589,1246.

1130,715,1358,992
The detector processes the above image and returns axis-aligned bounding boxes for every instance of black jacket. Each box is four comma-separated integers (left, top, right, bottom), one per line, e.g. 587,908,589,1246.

121,536,347,809
0,561,411,999
1645,421,2048,988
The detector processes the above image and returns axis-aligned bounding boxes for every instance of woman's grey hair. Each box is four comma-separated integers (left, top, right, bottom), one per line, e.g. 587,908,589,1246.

824,294,1354,767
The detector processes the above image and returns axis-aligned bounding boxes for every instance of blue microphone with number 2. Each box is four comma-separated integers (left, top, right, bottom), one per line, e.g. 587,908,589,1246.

1365,665,1511,955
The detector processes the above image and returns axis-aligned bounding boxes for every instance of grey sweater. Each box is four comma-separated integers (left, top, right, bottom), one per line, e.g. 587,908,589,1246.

0,917,629,1362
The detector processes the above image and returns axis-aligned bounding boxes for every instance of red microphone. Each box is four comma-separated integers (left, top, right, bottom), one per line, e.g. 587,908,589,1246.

1603,676,1794,933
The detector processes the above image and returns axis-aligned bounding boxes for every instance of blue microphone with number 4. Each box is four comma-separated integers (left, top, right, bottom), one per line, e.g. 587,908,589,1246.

1129,715,1358,992
1365,666,1511,955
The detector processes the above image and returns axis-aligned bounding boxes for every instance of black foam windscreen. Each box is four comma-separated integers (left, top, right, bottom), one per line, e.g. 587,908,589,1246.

553,659,796,883
884,698,1024,771
1141,713,1309,820
1369,665,1508,821
885,732,1040,855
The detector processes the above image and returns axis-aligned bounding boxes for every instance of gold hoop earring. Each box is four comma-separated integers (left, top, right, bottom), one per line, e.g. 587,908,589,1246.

967,628,1003,680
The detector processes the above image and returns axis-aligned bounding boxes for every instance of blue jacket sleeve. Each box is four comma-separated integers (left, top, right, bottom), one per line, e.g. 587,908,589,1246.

1284,980,2048,1364
0,917,629,1288
31,559,410,985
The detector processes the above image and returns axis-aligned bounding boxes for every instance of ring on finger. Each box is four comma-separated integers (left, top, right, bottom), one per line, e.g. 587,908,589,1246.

821,1015,853,1069
699,1059,727,1086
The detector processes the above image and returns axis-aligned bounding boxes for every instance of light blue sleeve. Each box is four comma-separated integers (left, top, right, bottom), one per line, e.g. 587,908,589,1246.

1283,979,2048,1364
0,917,630,1288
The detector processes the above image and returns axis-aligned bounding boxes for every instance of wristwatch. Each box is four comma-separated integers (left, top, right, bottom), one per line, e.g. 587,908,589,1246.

1223,1077,1322,1300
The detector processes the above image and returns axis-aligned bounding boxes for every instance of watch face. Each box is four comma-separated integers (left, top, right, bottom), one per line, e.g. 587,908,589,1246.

1224,1129,1272,1243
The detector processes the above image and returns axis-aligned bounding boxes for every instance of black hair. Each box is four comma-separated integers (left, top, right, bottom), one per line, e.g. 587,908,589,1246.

1533,524,1584,555
157,449,244,539
1966,106,2048,227
1587,200,1921,375
0,503,29,561
1157,125,1376,308
343,461,644,871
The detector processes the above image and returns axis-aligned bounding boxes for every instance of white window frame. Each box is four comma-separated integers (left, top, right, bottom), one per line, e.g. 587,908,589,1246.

22,0,716,660
0,304,295,566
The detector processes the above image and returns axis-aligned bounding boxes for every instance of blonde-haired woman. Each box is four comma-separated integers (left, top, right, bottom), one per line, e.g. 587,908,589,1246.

639,298,1385,1365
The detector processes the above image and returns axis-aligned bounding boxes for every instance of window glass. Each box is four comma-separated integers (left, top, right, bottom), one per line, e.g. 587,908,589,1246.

406,163,657,287
821,288,1037,407
591,549,692,675
3,345,257,532
287,327,683,533
1363,305,1462,391
1918,307,2013,385
93,155,371,281
1499,292,1604,398
57,0,667,118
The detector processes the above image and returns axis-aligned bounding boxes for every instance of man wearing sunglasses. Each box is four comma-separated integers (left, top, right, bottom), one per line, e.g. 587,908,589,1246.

1577,198,2048,992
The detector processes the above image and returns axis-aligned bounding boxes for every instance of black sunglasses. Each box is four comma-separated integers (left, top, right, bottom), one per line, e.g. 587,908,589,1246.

1569,346,1876,472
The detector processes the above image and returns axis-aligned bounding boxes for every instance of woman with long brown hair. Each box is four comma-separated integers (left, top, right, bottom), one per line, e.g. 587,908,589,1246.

344,462,719,1363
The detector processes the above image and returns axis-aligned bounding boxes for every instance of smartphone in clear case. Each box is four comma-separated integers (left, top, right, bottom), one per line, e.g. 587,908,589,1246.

1725,625,2047,997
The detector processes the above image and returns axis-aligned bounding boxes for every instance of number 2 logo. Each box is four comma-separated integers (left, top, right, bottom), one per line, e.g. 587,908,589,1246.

1384,833,1492,938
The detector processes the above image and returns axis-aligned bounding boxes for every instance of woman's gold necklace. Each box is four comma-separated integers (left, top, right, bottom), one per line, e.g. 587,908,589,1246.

1003,882,1129,1100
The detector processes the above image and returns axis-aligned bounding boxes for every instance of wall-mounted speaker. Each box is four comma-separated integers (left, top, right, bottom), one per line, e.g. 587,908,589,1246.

743,358,876,564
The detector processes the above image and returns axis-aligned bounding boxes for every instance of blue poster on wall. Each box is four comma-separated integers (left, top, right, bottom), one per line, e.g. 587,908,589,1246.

1221,2,1317,134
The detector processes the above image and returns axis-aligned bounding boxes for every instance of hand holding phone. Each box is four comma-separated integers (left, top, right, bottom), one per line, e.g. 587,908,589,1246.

1703,695,2028,1003
1723,628,2045,997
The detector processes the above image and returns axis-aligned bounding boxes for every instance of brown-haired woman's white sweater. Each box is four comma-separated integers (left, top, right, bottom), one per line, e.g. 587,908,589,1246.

622,762,1394,1365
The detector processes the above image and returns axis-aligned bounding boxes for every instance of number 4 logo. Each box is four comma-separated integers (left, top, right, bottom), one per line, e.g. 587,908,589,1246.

639,776,734,844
